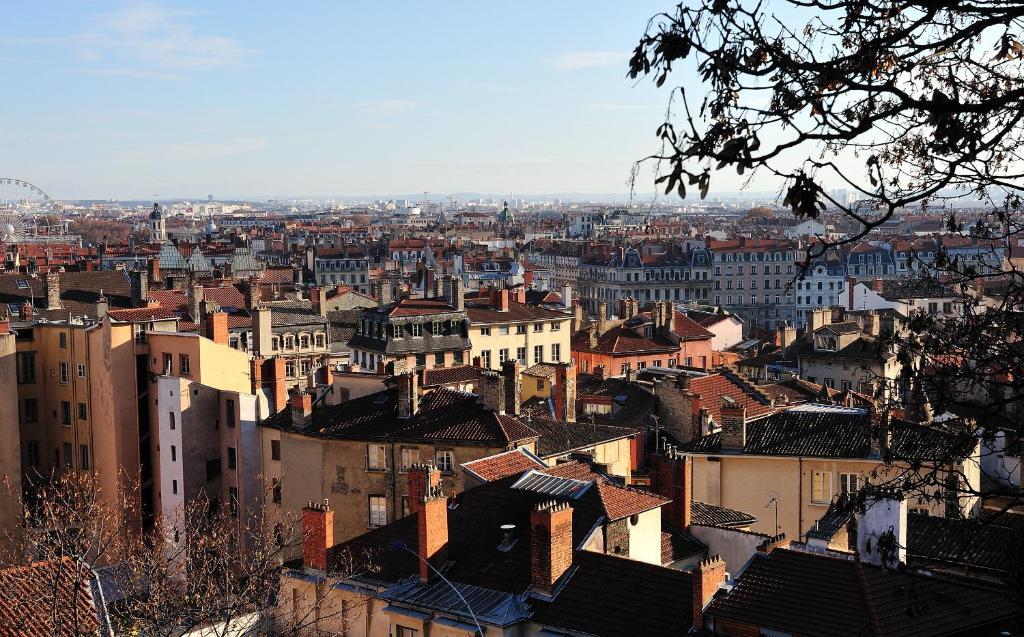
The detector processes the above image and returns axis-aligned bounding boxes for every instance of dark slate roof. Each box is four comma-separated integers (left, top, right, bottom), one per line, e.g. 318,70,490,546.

691,501,757,528
421,365,482,387
530,551,694,637
267,301,329,329
706,548,1014,637
805,501,853,542
377,577,530,627
881,278,956,301
525,417,637,458
906,514,1022,578
683,405,975,462
661,525,707,564
262,387,538,446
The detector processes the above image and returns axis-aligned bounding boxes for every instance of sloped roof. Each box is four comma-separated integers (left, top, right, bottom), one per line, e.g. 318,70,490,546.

683,405,975,461
0,558,110,637
461,449,546,482
706,548,1013,637
687,372,777,423
263,387,538,446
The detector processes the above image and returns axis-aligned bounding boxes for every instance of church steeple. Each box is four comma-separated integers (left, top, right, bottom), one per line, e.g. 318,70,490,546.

149,203,167,242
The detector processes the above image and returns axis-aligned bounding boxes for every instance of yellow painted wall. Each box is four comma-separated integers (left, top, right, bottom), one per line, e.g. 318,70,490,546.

470,315,571,370
691,454,958,541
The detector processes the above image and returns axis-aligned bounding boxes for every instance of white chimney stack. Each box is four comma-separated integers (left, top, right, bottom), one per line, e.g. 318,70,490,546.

856,494,907,568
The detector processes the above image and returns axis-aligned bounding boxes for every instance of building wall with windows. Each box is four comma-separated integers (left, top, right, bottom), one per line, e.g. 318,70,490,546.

710,239,802,333
0,327,21,531
468,312,572,371
13,321,98,484
688,454,957,541
156,375,262,549
145,331,254,525
272,433,522,547
577,246,713,317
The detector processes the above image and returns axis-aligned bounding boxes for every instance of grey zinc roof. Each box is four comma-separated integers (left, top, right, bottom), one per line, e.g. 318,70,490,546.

378,577,531,627
186,249,211,272
510,470,591,499
156,241,186,270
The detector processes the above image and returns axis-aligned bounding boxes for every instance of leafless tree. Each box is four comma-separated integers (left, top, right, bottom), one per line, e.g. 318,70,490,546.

631,0,1024,606
0,471,369,636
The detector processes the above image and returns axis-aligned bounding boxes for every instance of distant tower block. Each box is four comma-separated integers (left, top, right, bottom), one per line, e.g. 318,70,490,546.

149,203,167,242
208,194,214,202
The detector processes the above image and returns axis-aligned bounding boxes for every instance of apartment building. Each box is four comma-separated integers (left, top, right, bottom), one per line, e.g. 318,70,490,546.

260,369,539,547
465,288,572,370
144,321,256,527
709,237,803,333
0,322,20,530
308,245,370,294
346,278,471,373
577,244,713,317
682,403,980,542
794,308,903,402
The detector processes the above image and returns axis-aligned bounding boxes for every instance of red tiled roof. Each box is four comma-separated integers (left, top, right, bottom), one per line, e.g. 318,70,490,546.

593,480,671,521
203,285,245,308
421,365,481,387
461,449,545,482
106,307,179,322
689,373,776,422
0,558,106,636
572,324,679,356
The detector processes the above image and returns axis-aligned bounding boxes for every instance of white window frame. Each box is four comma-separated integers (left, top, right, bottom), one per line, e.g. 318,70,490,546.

811,471,832,504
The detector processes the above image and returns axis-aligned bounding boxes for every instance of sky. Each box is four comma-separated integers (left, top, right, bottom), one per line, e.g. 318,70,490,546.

0,2,766,201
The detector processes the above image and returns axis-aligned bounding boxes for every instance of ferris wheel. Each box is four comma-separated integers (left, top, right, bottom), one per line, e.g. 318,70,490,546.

0,178,67,244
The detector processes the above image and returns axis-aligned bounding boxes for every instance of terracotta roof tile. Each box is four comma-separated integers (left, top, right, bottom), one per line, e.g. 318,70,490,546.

461,449,545,482
0,558,108,636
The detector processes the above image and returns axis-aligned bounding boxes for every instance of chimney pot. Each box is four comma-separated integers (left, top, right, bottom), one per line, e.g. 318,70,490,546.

531,500,573,596
302,501,334,572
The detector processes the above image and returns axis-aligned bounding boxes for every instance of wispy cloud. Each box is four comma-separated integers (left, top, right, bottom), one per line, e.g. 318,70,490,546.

19,3,255,78
549,51,625,71
356,99,421,113
120,137,269,162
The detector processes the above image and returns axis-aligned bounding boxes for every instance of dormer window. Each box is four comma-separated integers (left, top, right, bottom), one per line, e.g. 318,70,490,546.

815,334,839,351
392,324,402,339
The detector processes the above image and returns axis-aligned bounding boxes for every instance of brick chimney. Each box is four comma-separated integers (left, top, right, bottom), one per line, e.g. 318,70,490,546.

130,270,149,308
531,500,573,596
406,463,441,517
291,390,313,428
587,323,597,349
496,289,510,312
870,277,884,293
650,452,691,532
148,257,161,285
204,311,228,345
302,499,334,573
553,362,577,423
397,371,419,419
597,302,608,335
18,300,32,321
417,483,449,582
502,359,521,416
244,275,262,310
869,408,892,459
45,271,61,310
189,281,203,322
719,397,747,452
477,371,506,414
692,555,726,630
663,301,675,334
269,358,288,413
